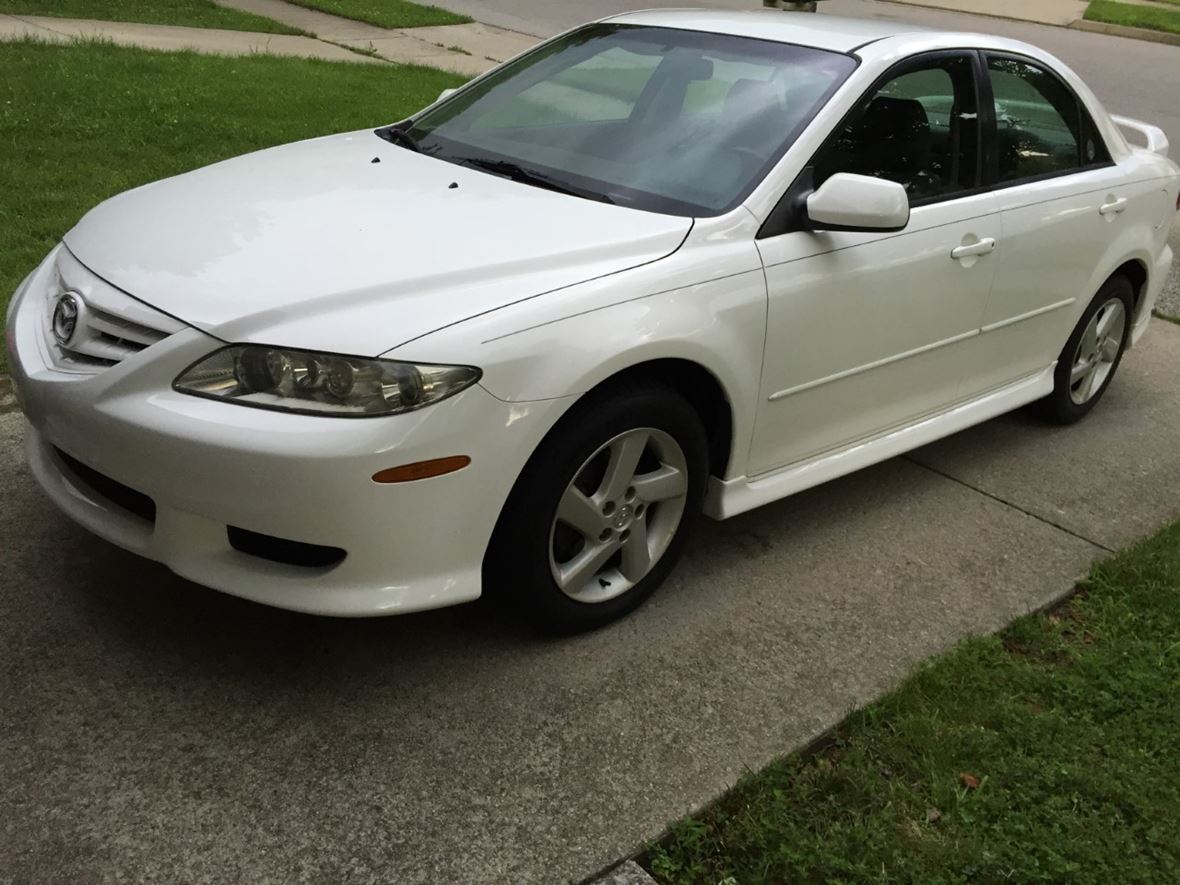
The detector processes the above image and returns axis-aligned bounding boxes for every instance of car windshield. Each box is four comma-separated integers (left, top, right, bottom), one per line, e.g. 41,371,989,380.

400,24,857,216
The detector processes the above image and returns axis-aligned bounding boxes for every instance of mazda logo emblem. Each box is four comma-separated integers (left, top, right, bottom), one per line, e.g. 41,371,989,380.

52,292,81,347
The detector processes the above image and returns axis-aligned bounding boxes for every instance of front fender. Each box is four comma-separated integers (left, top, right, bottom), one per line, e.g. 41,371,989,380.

389,237,769,480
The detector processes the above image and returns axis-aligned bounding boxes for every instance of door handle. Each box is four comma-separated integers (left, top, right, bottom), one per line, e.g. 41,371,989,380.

1099,197,1128,216
950,237,996,260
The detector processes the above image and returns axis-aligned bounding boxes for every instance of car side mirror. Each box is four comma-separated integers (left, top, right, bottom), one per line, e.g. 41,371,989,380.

437,88,458,102
805,173,910,233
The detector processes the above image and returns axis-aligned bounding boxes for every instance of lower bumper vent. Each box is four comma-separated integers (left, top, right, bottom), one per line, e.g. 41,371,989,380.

227,526,346,569
54,448,157,524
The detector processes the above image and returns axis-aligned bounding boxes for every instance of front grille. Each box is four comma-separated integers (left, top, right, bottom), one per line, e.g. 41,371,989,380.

53,301,173,367
54,448,157,524
44,249,186,373
227,526,346,568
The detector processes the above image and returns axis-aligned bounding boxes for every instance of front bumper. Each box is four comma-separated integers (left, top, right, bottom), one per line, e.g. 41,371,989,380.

7,249,572,616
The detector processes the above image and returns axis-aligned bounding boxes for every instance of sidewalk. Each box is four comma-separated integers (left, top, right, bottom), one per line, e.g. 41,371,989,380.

885,0,1088,26
218,0,537,66
0,13,381,63
215,0,536,72
0,0,538,74
884,0,1180,44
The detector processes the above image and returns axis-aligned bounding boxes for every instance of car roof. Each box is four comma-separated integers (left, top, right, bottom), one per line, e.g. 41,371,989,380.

602,9,931,53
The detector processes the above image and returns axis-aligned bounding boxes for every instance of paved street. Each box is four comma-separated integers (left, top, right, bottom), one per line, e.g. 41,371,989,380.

2,4,1179,884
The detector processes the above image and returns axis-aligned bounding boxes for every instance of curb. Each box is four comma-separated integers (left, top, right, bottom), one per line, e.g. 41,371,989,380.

879,0,1180,47
585,860,658,885
877,0,1082,29
579,578,1096,885
0,375,16,415
1070,18,1180,46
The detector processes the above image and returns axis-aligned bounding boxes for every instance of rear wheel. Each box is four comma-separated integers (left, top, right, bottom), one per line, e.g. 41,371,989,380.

485,383,707,633
1041,275,1134,424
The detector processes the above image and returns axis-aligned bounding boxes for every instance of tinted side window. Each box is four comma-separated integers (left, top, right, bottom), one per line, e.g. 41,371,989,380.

987,56,1104,182
813,54,980,202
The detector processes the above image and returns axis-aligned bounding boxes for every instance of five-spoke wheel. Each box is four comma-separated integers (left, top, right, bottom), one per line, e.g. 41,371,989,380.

485,382,707,633
1068,297,1127,406
549,427,689,603
1043,274,1134,423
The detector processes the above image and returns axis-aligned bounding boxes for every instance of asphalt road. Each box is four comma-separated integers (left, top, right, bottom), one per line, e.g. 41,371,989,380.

3,6,1180,884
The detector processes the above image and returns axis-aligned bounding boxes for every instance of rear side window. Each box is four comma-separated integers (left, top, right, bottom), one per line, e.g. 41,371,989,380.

986,55,1108,182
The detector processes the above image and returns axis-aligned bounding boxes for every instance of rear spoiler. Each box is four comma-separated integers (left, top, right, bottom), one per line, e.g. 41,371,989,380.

1110,114,1170,158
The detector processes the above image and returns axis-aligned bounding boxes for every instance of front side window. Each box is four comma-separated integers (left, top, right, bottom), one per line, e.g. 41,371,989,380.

813,54,980,203
404,24,857,216
986,55,1105,182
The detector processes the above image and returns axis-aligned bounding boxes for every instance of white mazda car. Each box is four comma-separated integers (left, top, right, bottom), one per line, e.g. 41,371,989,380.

7,11,1178,631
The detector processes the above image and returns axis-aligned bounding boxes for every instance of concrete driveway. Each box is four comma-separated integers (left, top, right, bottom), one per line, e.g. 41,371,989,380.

4,321,1179,883
4,3,1180,883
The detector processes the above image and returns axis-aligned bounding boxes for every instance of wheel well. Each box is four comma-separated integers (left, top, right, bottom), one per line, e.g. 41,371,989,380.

584,359,734,478
1112,259,1148,313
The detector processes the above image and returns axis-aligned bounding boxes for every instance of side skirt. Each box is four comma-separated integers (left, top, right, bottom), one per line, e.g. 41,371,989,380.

704,365,1055,520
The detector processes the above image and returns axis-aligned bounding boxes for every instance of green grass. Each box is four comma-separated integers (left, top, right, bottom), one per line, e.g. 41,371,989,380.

0,0,303,34
646,519,1180,883
283,0,469,29
0,39,465,373
1085,0,1180,35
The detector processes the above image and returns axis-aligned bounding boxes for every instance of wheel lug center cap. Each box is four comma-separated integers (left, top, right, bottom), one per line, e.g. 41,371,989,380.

612,505,633,530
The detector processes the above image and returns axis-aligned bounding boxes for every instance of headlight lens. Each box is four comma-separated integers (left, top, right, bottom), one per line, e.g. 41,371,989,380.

173,345,481,417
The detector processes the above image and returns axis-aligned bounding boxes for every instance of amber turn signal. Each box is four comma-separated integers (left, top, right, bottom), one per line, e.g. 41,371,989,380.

372,455,471,483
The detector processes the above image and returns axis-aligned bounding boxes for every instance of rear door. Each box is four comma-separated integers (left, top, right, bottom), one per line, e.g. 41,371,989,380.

957,53,1128,396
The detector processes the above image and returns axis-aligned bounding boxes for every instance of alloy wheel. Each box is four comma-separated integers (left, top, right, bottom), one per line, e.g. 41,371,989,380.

1068,297,1126,405
548,427,689,604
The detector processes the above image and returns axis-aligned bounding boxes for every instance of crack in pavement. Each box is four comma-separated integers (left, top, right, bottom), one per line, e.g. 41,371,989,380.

904,453,1115,553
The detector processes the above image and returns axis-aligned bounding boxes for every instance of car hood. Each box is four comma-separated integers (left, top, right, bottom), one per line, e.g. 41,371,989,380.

63,131,692,356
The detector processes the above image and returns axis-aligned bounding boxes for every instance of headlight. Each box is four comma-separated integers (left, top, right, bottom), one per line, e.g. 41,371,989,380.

173,345,481,417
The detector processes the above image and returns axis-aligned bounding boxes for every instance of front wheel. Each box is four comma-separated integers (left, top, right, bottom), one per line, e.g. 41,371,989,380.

1040,275,1134,424
485,383,708,633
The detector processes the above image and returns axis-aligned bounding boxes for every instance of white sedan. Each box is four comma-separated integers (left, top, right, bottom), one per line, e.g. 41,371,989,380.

7,11,1178,631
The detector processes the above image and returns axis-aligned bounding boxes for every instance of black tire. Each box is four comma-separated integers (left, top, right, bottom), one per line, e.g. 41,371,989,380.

484,381,708,634
1040,275,1134,425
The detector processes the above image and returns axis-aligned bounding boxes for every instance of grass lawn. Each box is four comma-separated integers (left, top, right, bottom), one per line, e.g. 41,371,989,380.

646,519,1180,882
1085,0,1180,34
0,39,465,374
284,0,469,29
0,0,302,34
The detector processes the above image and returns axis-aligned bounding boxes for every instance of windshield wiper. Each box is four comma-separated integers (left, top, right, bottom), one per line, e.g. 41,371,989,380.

455,156,614,204
376,124,420,152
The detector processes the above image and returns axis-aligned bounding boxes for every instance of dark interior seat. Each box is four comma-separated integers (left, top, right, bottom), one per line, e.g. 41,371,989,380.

820,95,933,194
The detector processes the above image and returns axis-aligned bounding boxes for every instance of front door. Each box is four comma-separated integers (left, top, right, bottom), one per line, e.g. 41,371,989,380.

749,51,1000,476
